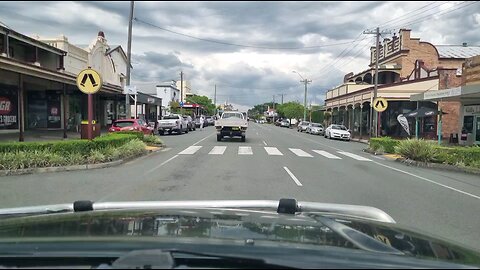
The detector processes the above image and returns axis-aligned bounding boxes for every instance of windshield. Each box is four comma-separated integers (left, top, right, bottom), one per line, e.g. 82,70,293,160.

1,1,480,267
332,125,347,130
163,115,179,120
222,113,244,119
113,121,134,128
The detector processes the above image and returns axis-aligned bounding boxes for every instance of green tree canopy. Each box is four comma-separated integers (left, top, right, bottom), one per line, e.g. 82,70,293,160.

277,102,304,120
186,95,216,115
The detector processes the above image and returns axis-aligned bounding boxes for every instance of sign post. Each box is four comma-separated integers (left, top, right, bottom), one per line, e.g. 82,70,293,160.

76,68,102,140
372,97,388,137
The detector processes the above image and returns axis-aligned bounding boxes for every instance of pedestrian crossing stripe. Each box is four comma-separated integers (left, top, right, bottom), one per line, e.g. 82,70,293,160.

312,150,341,159
337,151,371,161
238,146,253,155
264,147,283,156
177,145,372,162
178,146,202,155
209,146,227,155
289,148,313,157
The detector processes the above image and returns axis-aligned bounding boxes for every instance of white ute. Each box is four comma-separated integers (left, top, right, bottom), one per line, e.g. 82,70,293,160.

215,111,248,142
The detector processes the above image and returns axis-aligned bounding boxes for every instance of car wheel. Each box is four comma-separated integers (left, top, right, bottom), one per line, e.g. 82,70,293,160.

217,134,222,141
159,130,164,136
241,135,246,142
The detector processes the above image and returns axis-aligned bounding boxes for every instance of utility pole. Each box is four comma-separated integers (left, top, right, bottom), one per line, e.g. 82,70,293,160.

281,94,284,105
214,84,217,116
363,27,392,137
302,79,312,121
180,70,184,103
272,95,276,123
126,0,134,119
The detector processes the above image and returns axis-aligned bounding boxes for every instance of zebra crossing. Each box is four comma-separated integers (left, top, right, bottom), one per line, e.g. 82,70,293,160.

177,145,371,161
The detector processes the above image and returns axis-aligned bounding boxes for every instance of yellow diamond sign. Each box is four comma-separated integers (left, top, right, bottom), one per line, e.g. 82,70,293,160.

76,69,102,94
373,97,388,112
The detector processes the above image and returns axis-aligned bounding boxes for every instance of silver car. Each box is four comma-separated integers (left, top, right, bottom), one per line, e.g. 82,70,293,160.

306,123,324,135
297,121,310,132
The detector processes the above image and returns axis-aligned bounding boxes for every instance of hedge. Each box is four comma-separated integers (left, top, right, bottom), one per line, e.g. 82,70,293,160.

108,131,144,140
0,133,139,155
369,137,400,154
369,138,480,169
434,146,480,168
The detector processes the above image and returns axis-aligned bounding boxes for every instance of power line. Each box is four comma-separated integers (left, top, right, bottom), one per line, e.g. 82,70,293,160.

370,1,445,28
387,1,477,29
133,17,366,50
379,1,451,29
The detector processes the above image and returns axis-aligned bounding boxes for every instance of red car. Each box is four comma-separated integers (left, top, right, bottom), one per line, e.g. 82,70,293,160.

108,119,154,135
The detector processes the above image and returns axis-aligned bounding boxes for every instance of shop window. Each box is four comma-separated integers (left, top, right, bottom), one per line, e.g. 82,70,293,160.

423,117,436,133
463,116,474,133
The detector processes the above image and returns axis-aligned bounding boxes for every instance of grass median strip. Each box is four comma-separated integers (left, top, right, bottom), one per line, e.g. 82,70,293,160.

0,132,163,171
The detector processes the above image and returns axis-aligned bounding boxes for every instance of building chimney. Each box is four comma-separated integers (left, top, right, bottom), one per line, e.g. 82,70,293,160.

462,42,468,47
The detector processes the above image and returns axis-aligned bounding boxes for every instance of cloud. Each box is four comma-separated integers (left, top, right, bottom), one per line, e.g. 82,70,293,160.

0,1,479,108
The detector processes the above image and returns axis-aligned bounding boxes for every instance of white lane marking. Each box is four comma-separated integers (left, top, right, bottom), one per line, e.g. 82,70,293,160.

371,160,480,201
193,133,214,146
283,167,303,186
263,140,268,146
178,146,202,155
144,155,179,175
209,146,227,155
337,151,371,161
275,127,480,200
238,146,253,155
264,147,283,156
289,148,313,157
312,150,342,159
101,154,180,202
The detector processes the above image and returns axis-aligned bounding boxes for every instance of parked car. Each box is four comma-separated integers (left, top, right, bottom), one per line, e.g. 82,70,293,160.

324,124,351,141
274,119,282,126
297,121,310,132
280,120,290,128
108,119,154,135
157,114,188,135
183,115,196,131
194,117,201,128
205,116,215,126
306,123,324,135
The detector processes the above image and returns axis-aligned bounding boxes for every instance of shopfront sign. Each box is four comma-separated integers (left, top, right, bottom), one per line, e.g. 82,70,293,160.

0,90,18,130
424,87,461,100
464,105,480,115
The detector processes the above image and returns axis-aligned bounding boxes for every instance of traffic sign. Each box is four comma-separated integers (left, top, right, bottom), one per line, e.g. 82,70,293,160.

76,68,102,94
373,97,388,112
179,101,184,107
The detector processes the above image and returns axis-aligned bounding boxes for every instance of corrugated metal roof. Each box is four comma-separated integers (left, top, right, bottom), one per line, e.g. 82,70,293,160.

435,45,480,59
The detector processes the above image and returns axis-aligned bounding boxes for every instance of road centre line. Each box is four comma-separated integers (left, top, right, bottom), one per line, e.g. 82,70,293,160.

283,167,303,186
100,154,180,202
276,127,480,200
193,133,214,146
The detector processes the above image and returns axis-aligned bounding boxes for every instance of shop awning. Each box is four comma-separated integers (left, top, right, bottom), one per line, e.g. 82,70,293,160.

410,84,480,104
131,92,162,106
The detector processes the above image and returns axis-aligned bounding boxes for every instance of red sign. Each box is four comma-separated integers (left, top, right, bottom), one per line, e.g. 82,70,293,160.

51,107,59,116
0,97,12,115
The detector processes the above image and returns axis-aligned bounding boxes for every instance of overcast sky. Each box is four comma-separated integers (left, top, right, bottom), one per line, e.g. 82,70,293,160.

1,1,479,111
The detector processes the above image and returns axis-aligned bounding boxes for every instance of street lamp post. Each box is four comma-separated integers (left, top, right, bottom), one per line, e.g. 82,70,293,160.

292,71,312,121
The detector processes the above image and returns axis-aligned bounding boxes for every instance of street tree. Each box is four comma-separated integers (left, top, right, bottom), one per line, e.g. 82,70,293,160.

186,95,216,115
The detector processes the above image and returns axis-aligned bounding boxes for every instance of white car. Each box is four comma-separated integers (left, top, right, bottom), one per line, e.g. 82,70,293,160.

306,123,324,135
324,124,351,141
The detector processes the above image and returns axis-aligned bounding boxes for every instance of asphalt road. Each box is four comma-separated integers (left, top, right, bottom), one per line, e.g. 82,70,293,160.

1,123,480,251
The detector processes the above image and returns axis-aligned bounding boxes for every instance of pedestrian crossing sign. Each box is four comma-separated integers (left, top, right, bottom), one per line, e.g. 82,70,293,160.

373,97,388,112
76,68,102,94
